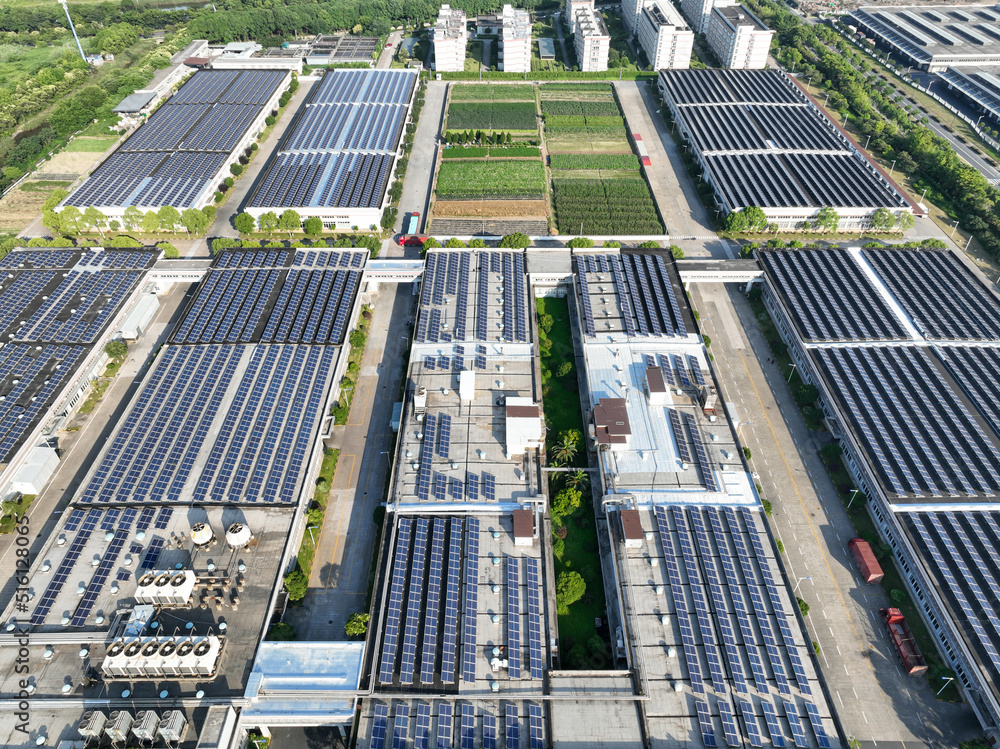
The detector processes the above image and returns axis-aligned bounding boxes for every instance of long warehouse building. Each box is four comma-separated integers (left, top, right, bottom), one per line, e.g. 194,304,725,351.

759,247,1000,744
659,68,912,230
246,68,418,231
60,69,289,217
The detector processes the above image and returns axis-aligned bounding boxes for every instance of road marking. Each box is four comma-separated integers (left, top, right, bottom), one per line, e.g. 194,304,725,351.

326,453,357,589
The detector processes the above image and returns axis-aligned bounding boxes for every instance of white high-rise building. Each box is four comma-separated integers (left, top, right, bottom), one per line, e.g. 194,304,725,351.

433,5,468,72
500,4,532,73
621,0,646,35
637,2,694,70
681,0,722,33
574,6,610,72
707,3,773,69
565,0,594,34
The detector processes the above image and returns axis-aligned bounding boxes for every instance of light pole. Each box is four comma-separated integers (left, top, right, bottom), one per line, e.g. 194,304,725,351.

920,187,927,204
864,134,871,149
889,159,897,175
847,488,861,509
926,79,934,95
343,384,353,408
966,234,974,251
976,115,984,129
786,362,797,383
950,219,959,237
306,524,319,546
936,676,955,696
793,575,812,593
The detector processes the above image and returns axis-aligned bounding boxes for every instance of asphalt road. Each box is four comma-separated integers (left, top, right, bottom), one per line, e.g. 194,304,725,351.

692,282,980,749
393,80,447,236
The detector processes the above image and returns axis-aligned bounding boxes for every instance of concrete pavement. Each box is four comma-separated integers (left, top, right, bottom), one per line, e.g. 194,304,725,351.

393,81,447,235
300,281,414,641
376,32,403,69
691,282,979,749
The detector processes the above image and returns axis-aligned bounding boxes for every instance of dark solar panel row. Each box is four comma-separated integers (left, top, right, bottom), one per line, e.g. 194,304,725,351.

70,528,129,626
0,344,84,462
79,346,243,504
620,253,687,338
462,517,480,683
759,249,908,341
260,269,361,345
286,102,407,153
506,554,521,678
76,250,157,269
122,103,212,152
862,249,1000,341
248,151,393,209
310,68,417,106
680,103,843,153
815,346,1000,498
191,345,337,504
0,250,77,269
378,517,412,684
31,509,101,624
214,250,291,268
140,538,164,569
660,69,802,106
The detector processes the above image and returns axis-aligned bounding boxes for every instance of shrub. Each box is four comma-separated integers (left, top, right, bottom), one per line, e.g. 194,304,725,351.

230,163,244,176
265,115,276,126
283,570,308,601
556,571,586,614
345,612,370,638
797,598,810,616
889,588,907,604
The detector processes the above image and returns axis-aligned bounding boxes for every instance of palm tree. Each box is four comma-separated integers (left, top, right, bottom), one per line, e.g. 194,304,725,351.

565,469,589,491
552,439,578,465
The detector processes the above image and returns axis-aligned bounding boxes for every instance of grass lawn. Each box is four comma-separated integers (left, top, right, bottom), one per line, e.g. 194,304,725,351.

538,296,612,668
0,40,77,85
18,180,71,192
79,121,120,137
65,137,118,152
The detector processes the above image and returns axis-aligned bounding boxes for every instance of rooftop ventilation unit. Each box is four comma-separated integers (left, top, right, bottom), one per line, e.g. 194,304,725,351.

79,711,107,739
158,710,187,743
131,711,159,743
105,711,134,743
225,522,252,549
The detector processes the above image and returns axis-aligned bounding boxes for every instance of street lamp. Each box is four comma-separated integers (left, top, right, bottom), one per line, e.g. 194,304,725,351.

888,159,897,176
926,80,934,95
976,115,984,129
936,676,955,696
342,384,354,408
950,219,959,238
793,575,812,593
864,134,872,149
306,524,319,546
786,362,797,383
847,488,862,509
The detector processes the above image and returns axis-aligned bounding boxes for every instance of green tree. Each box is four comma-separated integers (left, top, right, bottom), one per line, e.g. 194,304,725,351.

638,240,659,248
345,612,370,638
58,206,83,235
499,232,530,248
181,208,210,236
670,245,685,259
95,23,140,54
43,190,69,212
556,361,573,378
556,571,586,614
820,442,843,464
444,237,465,248
230,163,244,176
157,206,181,233
565,469,589,491
894,211,914,232
141,210,160,235
469,238,486,248
257,211,279,234
814,207,840,233
278,209,301,237
266,622,296,641
793,383,819,407
283,569,308,601
158,242,179,259
566,237,594,249
422,237,441,250
42,210,60,232
234,212,257,234
725,206,768,232
2,166,23,181
551,487,582,520
797,597,810,616
105,339,128,361
303,217,324,237
349,329,367,348
552,437,578,465
122,206,142,232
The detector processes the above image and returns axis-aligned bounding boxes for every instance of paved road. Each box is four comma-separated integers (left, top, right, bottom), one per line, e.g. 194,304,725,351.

376,31,403,69
614,80,733,259
552,11,570,68
692,282,980,749
394,81,447,235
198,78,315,253
300,281,413,640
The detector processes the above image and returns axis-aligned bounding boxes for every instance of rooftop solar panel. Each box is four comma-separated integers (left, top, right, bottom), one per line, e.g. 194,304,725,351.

371,704,389,749
504,704,518,749
438,703,454,749
392,704,409,749
507,556,521,678
462,517,480,683
460,704,475,749
760,701,786,748
528,704,544,749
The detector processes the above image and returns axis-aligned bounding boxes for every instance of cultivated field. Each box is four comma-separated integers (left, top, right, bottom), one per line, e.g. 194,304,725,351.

449,84,536,102
0,180,69,232
447,101,538,131
553,177,663,235
433,200,549,218
436,160,546,201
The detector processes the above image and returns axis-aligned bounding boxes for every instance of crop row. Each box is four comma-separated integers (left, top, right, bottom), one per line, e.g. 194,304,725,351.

442,146,542,159
540,99,620,116
450,84,537,102
545,115,623,127
553,178,663,234
437,161,547,201
539,83,613,94
546,124,630,139
549,154,640,170
447,101,538,131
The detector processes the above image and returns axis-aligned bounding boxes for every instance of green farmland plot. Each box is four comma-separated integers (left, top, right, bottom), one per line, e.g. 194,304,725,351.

436,160,547,201
449,84,536,101
553,177,663,235
549,154,640,170
447,101,538,131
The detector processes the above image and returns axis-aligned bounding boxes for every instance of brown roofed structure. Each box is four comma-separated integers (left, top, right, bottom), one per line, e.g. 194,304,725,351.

594,397,631,445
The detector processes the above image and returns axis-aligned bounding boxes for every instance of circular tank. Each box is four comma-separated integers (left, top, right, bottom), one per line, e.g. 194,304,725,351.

225,523,252,548
191,523,214,546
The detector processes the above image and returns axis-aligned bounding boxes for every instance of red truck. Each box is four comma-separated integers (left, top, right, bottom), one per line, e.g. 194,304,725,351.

881,608,928,677
848,538,884,584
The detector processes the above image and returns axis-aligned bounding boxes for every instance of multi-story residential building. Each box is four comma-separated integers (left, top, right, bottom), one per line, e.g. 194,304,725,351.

637,2,694,70
574,6,610,72
433,4,468,73
500,4,532,73
706,3,773,69
565,0,594,34
681,0,720,33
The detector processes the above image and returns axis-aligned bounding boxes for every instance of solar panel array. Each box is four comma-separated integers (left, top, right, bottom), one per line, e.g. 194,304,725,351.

377,516,488,686
31,509,101,624
416,251,530,345
758,249,909,341
0,250,77,269
660,69,905,213
0,344,84,462
64,69,286,209
577,253,687,339
815,346,1000,498
651,505,831,747
249,69,416,212
173,251,364,345
506,556,521,678
862,249,1000,341
76,344,335,505
904,511,1000,703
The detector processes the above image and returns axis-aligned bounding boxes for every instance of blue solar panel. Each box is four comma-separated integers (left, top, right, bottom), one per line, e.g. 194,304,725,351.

483,713,497,749
136,507,156,531
31,509,100,624
438,703,453,749
71,528,129,626
420,519,446,684
718,700,741,747
483,473,496,501
392,704,409,749
438,414,452,458
414,704,431,749
371,704,389,749
784,701,808,748
804,702,831,749
460,703,475,749
507,556,521,678
379,518,412,684
528,704,544,749
65,508,85,532
400,518,428,684
761,701,786,748
740,700,764,748
462,517,480,683
441,518,462,683
504,704,518,749
696,700,717,748
467,472,479,501
140,537,164,569
526,557,544,678
154,507,172,529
